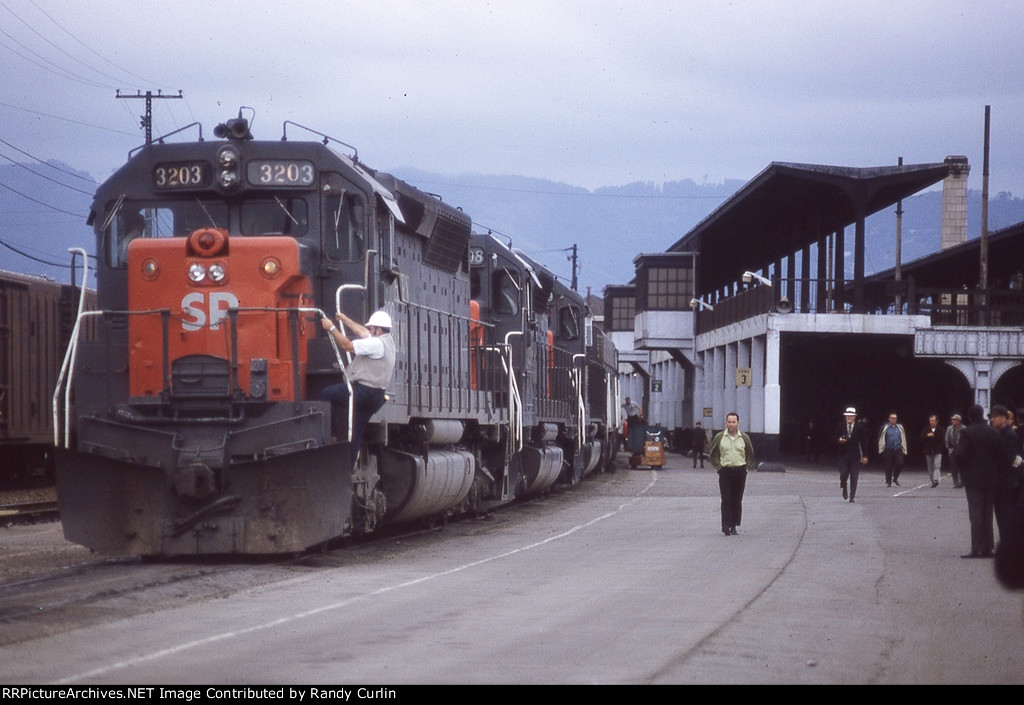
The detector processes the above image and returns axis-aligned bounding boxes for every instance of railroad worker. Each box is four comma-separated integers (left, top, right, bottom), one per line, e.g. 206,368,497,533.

623,396,643,451
835,406,870,501
919,414,945,488
946,414,964,488
691,421,708,468
954,404,1002,558
320,310,396,465
623,397,643,429
119,210,146,265
877,411,907,488
709,412,755,536
990,405,1023,544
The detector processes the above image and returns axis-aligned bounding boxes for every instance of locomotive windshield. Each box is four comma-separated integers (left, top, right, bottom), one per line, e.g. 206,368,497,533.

105,199,229,267
239,197,309,236
104,196,310,266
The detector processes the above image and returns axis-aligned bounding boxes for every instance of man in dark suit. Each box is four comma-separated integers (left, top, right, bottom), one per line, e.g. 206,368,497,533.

955,404,1002,558
834,406,870,503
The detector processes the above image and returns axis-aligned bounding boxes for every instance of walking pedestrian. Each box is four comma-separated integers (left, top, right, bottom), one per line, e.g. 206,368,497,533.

691,421,707,468
835,406,870,501
946,414,964,488
709,412,756,536
920,414,945,487
878,412,907,488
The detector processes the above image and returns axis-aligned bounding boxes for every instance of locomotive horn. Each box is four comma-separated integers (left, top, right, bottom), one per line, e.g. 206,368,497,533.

213,118,252,140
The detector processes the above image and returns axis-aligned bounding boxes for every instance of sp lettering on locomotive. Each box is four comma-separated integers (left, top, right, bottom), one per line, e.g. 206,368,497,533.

180,291,240,331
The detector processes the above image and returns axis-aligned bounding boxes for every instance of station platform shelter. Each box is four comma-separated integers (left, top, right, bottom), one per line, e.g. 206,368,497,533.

605,157,1024,463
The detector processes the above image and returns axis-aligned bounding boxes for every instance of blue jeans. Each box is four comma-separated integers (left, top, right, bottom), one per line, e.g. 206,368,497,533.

321,382,386,464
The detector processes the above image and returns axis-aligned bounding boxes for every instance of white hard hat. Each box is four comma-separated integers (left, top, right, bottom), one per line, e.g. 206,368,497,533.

366,310,392,329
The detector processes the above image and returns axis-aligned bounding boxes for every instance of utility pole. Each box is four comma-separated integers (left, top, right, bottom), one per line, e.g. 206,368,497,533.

570,243,578,292
116,89,183,145
981,105,991,290
895,157,903,311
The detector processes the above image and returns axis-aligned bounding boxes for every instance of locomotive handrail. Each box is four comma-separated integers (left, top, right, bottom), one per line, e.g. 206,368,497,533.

334,284,366,320
52,248,92,448
219,305,355,443
502,331,524,458
54,307,174,447
305,307,353,443
573,353,586,452
53,302,357,446
400,298,497,328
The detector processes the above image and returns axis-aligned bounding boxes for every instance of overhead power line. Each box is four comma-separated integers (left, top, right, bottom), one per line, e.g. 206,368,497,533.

0,152,94,195
0,26,114,90
0,137,96,183
26,0,160,87
0,179,85,217
0,237,90,269
0,100,137,138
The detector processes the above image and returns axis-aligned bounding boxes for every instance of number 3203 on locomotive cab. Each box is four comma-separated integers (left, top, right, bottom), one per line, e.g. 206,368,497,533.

246,159,315,187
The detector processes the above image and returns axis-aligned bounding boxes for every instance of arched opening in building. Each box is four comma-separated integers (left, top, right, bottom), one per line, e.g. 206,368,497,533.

993,362,1024,415
780,332,974,463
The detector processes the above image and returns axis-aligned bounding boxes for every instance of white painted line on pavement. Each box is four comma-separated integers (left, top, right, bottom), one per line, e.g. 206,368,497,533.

58,473,662,684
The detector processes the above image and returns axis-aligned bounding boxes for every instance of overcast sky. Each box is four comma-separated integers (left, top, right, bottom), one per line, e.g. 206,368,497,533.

3,0,1023,196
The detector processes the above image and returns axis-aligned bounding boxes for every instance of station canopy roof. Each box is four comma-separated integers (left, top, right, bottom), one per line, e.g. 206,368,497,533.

865,220,1024,289
667,161,953,293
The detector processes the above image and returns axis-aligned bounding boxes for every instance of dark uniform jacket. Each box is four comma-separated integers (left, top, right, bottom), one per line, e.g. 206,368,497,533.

834,420,871,461
919,424,945,455
955,422,1003,490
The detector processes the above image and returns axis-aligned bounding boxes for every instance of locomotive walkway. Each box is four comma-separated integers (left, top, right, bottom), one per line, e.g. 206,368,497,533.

2,453,1023,684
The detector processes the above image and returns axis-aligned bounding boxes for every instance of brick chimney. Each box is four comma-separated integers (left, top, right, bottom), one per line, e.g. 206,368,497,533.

941,155,970,250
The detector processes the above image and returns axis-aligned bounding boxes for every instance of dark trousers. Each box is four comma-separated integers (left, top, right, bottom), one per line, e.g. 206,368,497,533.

881,449,903,485
965,486,995,555
718,466,747,530
838,456,860,499
321,381,386,464
994,483,1019,543
947,454,962,486
693,448,705,468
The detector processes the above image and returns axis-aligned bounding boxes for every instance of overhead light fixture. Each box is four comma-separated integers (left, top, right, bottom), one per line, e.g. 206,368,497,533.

742,271,772,286
689,297,714,311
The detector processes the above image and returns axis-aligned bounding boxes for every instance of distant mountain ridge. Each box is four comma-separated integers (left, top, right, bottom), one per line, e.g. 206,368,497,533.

2,161,1023,295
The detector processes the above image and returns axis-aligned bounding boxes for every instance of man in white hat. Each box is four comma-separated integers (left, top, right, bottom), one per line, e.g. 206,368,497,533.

834,406,870,502
321,309,396,464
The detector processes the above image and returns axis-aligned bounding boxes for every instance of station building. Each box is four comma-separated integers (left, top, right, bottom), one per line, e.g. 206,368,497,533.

606,156,1024,462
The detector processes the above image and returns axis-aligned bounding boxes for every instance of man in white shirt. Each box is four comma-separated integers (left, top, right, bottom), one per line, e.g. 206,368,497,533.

321,310,396,464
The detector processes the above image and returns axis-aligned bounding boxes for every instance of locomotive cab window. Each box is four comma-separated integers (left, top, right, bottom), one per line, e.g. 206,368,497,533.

323,192,365,262
105,200,229,267
470,270,482,299
240,198,309,236
494,268,521,316
558,304,581,342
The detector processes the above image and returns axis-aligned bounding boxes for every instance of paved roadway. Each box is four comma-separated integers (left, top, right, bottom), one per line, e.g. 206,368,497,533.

3,453,1023,684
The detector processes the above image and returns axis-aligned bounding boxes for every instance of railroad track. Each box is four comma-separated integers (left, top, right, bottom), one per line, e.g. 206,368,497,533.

0,500,59,524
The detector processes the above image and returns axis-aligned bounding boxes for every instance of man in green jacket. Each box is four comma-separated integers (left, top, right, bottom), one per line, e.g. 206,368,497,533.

709,411,756,536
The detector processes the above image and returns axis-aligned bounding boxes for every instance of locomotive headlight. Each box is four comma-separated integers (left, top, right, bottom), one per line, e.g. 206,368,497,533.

260,257,282,278
141,258,160,280
208,263,227,282
216,145,241,190
188,263,207,282
217,145,239,167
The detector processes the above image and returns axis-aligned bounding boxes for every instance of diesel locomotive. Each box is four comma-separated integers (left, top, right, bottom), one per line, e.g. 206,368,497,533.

53,114,618,556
